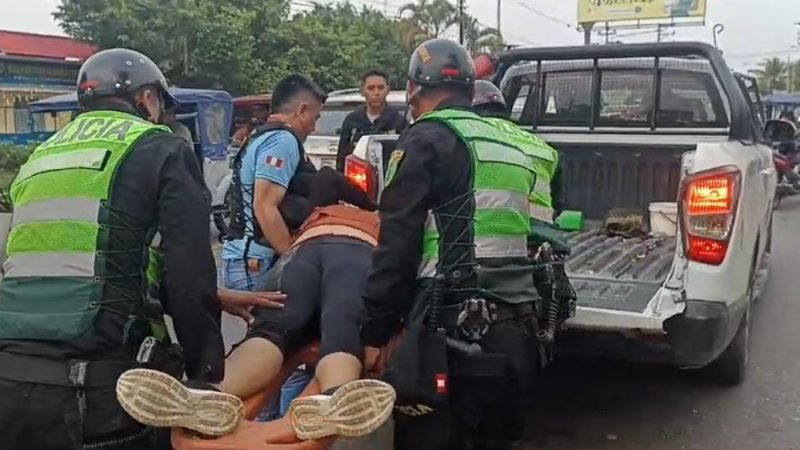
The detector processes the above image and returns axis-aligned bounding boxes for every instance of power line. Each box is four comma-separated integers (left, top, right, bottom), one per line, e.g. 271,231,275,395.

726,48,800,60
515,2,575,30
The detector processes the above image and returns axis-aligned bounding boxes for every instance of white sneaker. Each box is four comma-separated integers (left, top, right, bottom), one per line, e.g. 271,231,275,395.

116,368,243,436
288,379,396,440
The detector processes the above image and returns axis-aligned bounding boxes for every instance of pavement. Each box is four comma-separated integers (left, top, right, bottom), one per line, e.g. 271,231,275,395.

218,197,800,449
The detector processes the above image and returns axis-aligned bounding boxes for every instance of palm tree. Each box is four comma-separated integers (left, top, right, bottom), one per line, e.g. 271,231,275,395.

461,15,504,56
399,0,457,38
752,57,788,94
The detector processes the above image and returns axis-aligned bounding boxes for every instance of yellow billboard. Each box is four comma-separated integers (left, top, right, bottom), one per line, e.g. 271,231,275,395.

578,0,707,23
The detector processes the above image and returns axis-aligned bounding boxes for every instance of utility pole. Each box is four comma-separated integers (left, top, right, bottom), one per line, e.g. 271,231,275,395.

496,0,501,33
656,24,662,43
458,0,465,45
582,22,594,45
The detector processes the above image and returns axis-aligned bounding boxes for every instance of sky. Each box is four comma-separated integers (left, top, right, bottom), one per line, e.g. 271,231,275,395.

2,0,799,72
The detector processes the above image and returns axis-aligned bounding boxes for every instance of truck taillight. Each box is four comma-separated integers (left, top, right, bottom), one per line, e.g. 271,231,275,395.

344,154,376,199
680,166,740,266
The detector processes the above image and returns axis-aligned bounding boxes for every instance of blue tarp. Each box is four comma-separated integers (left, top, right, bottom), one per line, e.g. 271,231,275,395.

28,88,233,160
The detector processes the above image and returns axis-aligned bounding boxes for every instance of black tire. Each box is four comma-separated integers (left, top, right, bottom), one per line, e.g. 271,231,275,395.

703,262,755,386
704,301,750,386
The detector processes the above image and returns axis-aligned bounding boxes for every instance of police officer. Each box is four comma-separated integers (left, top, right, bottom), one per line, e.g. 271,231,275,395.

362,39,539,450
473,79,563,222
0,48,225,450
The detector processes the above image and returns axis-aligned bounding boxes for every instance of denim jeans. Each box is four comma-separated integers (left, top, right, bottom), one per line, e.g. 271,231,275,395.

222,258,271,291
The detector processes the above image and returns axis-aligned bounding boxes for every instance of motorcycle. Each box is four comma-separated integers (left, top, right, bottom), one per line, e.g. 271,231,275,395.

764,119,800,209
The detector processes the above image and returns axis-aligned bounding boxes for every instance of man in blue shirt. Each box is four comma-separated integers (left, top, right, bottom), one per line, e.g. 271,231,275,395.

223,74,327,291
222,74,327,421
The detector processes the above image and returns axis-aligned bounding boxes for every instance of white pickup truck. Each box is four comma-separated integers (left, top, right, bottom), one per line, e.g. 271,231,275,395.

346,42,774,385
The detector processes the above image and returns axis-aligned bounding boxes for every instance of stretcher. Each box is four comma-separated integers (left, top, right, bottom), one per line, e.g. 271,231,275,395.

171,343,335,450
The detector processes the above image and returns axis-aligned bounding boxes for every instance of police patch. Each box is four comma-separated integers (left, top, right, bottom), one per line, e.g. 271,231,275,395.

384,149,405,185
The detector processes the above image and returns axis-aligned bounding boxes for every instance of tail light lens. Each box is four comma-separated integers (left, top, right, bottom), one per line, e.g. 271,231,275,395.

344,154,377,200
680,166,740,266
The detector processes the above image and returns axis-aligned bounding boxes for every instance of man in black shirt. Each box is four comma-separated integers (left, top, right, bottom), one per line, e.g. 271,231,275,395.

335,69,407,171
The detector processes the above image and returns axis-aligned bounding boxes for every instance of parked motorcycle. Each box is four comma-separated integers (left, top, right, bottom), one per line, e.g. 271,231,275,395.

765,119,800,208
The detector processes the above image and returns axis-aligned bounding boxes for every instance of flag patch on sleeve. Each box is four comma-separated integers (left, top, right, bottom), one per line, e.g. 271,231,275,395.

265,156,284,169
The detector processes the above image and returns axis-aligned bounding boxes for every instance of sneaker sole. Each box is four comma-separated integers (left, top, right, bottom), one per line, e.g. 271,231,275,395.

116,368,243,437
288,379,396,440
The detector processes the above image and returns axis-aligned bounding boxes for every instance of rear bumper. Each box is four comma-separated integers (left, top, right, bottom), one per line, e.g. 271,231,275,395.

663,295,748,367
559,295,748,367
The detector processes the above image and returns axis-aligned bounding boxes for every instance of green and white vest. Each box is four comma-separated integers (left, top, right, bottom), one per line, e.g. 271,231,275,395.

487,117,559,224
0,110,169,341
414,109,535,304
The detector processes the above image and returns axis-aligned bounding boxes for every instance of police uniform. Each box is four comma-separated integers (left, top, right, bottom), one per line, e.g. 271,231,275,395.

473,79,563,222
362,39,539,450
0,49,223,450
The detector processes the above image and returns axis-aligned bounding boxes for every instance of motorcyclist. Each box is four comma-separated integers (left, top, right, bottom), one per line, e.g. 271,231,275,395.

361,38,540,450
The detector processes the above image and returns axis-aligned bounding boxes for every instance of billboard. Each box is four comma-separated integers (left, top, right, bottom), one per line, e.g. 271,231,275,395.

578,0,707,23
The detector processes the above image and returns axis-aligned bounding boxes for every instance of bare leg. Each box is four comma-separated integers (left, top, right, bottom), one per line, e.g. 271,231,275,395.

314,352,362,393
220,337,284,399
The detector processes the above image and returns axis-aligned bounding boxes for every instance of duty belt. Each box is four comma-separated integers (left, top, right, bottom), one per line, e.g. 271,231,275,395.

0,352,136,388
442,301,535,330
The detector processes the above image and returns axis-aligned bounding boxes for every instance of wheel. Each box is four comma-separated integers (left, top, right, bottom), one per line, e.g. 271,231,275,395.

704,301,750,386
703,265,754,386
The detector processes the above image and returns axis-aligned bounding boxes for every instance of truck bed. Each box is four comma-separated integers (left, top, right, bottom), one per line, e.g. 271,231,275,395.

563,226,677,313
550,141,686,313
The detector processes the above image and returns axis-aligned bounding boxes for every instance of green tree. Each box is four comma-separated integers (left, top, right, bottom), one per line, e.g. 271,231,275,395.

752,57,788,94
400,0,457,38
461,16,503,56
54,0,411,94
55,0,268,94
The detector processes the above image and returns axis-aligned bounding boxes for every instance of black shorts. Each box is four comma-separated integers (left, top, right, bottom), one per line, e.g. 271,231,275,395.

248,236,373,360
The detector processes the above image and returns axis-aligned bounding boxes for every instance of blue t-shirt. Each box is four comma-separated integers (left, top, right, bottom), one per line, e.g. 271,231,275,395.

222,130,300,262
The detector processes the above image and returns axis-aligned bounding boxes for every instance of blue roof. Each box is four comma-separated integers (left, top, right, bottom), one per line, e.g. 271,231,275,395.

764,91,800,106
28,87,232,113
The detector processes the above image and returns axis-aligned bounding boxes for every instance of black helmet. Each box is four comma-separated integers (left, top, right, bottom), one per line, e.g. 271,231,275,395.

77,48,178,110
473,80,505,108
473,80,507,118
408,38,475,88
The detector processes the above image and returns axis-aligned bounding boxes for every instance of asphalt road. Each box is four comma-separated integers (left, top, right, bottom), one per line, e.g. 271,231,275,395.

218,198,800,450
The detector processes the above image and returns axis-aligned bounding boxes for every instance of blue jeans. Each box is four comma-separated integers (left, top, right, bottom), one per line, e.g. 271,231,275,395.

222,258,271,291
255,369,314,421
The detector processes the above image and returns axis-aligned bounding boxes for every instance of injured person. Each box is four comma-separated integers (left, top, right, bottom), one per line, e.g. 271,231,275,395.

115,204,396,441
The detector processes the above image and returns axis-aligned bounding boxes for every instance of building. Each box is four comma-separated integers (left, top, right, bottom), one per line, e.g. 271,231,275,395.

0,30,97,141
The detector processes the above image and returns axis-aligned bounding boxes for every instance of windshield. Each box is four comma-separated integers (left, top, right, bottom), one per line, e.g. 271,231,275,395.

313,108,356,136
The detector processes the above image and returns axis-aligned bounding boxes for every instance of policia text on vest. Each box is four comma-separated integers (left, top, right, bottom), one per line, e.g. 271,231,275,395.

0,110,170,341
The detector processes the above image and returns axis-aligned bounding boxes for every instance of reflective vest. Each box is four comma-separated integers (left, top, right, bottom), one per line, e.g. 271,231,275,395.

486,118,559,224
0,110,169,342
415,109,535,286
